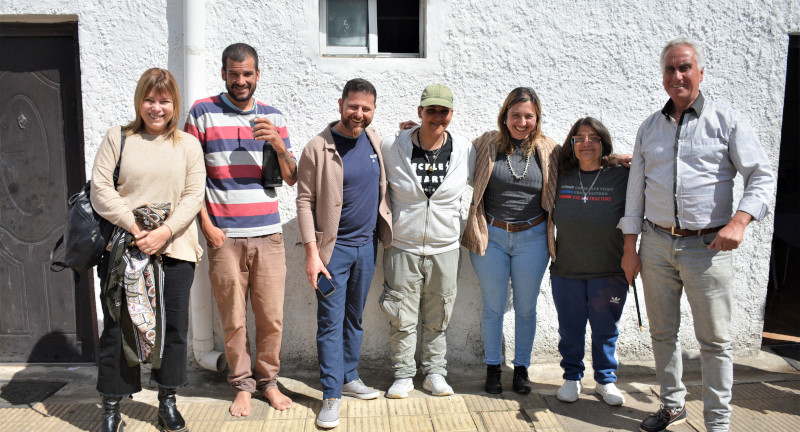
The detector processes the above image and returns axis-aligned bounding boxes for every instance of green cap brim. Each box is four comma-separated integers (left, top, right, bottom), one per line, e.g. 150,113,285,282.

420,98,453,109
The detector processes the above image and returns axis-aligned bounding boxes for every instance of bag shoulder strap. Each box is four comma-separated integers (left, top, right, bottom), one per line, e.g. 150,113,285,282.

50,129,126,273
114,130,126,187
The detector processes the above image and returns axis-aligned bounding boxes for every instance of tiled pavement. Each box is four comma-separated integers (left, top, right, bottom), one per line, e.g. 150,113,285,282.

1,352,798,431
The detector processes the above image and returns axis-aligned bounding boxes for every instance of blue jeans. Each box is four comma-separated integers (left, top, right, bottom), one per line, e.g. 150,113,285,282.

639,221,733,432
551,274,628,384
469,221,549,367
316,238,377,399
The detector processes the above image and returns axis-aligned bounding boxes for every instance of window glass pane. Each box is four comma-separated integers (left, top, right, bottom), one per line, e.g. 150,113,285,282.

377,0,419,53
327,0,368,47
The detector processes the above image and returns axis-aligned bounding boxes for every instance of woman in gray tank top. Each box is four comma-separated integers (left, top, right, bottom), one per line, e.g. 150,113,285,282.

461,87,560,395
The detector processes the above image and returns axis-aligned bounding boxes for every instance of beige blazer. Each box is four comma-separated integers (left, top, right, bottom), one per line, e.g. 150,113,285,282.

296,122,393,265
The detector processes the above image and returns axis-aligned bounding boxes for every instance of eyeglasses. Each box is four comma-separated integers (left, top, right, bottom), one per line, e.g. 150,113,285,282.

572,136,601,144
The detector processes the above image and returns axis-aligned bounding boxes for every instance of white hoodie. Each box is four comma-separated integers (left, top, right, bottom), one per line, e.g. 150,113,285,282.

381,127,475,255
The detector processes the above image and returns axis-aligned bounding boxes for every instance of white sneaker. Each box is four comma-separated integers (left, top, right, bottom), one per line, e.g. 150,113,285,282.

557,380,581,402
342,378,380,400
595,382,625,406
316,398,340,429
423,373,454,396
386,378,414,399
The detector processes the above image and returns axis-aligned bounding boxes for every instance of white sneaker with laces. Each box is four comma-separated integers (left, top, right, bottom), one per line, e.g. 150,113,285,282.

316,398,340,429
557,380,581,403
342,378,380,400
386,378,414,399
423,373,454,396
595,382,625,406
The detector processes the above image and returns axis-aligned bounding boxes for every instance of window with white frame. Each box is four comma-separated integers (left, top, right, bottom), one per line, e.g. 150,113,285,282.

320,0,424,57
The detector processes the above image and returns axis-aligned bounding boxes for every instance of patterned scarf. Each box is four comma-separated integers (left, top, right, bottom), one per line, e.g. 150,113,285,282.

103,203,171,368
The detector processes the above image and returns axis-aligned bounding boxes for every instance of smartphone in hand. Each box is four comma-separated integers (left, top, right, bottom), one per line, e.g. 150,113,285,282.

317,274,336,297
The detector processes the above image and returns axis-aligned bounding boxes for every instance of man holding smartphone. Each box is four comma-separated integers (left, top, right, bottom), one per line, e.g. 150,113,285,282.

184,43,296,417
296,78,392,429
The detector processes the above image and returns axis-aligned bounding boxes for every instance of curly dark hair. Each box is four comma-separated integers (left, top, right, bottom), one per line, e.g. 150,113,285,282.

558,117,619,174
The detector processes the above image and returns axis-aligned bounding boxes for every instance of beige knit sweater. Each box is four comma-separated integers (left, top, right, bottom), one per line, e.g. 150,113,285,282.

90,126,206,262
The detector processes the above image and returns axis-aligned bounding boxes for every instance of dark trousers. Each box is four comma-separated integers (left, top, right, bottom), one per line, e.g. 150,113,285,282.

316,238,377,399
96,254,195,397
551,274,628,384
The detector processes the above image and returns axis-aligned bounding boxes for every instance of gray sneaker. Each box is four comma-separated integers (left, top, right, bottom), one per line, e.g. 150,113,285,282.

342,379,380,400
423,373,454,396
316,398,340,429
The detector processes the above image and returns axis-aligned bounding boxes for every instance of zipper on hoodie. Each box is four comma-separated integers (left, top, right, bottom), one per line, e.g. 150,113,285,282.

421,198,430,253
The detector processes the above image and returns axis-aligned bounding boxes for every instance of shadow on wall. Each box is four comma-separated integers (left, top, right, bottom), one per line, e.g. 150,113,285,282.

264,215,487,368
189,213,487,370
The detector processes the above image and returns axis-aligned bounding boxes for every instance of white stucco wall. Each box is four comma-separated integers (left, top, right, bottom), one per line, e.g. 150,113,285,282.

2,0,798,369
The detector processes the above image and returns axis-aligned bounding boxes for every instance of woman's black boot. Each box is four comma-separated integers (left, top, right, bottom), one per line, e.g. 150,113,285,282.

485,364,503,394
513,366,531,394
157,387,187,432
100,396,124,432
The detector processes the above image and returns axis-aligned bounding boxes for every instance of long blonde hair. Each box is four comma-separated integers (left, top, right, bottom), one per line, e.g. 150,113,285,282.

496,87,542,157
123,68,182,141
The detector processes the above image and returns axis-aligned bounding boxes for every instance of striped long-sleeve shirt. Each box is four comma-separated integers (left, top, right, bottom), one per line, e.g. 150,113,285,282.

184,93,292,237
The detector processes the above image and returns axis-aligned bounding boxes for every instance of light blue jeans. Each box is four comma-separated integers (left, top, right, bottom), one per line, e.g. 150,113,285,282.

639,220,733,432
469,220,549,368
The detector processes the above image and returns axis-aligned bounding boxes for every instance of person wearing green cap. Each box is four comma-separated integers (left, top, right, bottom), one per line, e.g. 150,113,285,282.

379,84,474,398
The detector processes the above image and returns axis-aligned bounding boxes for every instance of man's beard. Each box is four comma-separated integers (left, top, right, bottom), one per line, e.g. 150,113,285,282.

227,82,256,103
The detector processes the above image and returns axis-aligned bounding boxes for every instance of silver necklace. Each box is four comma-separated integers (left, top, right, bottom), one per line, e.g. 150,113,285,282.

578,168,602,203
418,130,445,172
506,146,532,180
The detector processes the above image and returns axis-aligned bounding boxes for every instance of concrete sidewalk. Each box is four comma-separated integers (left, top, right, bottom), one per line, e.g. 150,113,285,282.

1,350,798,432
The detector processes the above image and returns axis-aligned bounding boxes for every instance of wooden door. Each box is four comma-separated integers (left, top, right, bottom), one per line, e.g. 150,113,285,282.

0,22,96,362
765,34,800,343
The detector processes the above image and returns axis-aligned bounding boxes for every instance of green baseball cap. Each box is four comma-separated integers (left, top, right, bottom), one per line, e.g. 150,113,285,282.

420,84,453,109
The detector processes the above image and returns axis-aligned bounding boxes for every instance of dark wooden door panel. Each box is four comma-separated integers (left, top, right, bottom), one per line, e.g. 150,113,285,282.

0,25,95,363
0,71,63,236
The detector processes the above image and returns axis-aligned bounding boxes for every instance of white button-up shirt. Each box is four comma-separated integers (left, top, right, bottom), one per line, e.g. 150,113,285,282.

618,93,775,234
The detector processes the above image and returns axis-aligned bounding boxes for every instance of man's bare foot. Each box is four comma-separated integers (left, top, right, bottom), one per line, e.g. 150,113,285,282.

229,391,252,417
264,387,293,411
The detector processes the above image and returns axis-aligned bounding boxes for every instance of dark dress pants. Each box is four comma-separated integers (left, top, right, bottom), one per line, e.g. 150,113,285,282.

96,253,195,396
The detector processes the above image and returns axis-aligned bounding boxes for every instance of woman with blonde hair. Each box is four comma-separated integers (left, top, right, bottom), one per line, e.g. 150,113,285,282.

91,67,205,432
462,87,559,395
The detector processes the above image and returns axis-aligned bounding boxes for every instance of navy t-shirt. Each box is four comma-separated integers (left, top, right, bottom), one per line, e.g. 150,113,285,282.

331,128,379,246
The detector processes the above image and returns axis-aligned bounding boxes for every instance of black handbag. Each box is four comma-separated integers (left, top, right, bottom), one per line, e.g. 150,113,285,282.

50,131,125,273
